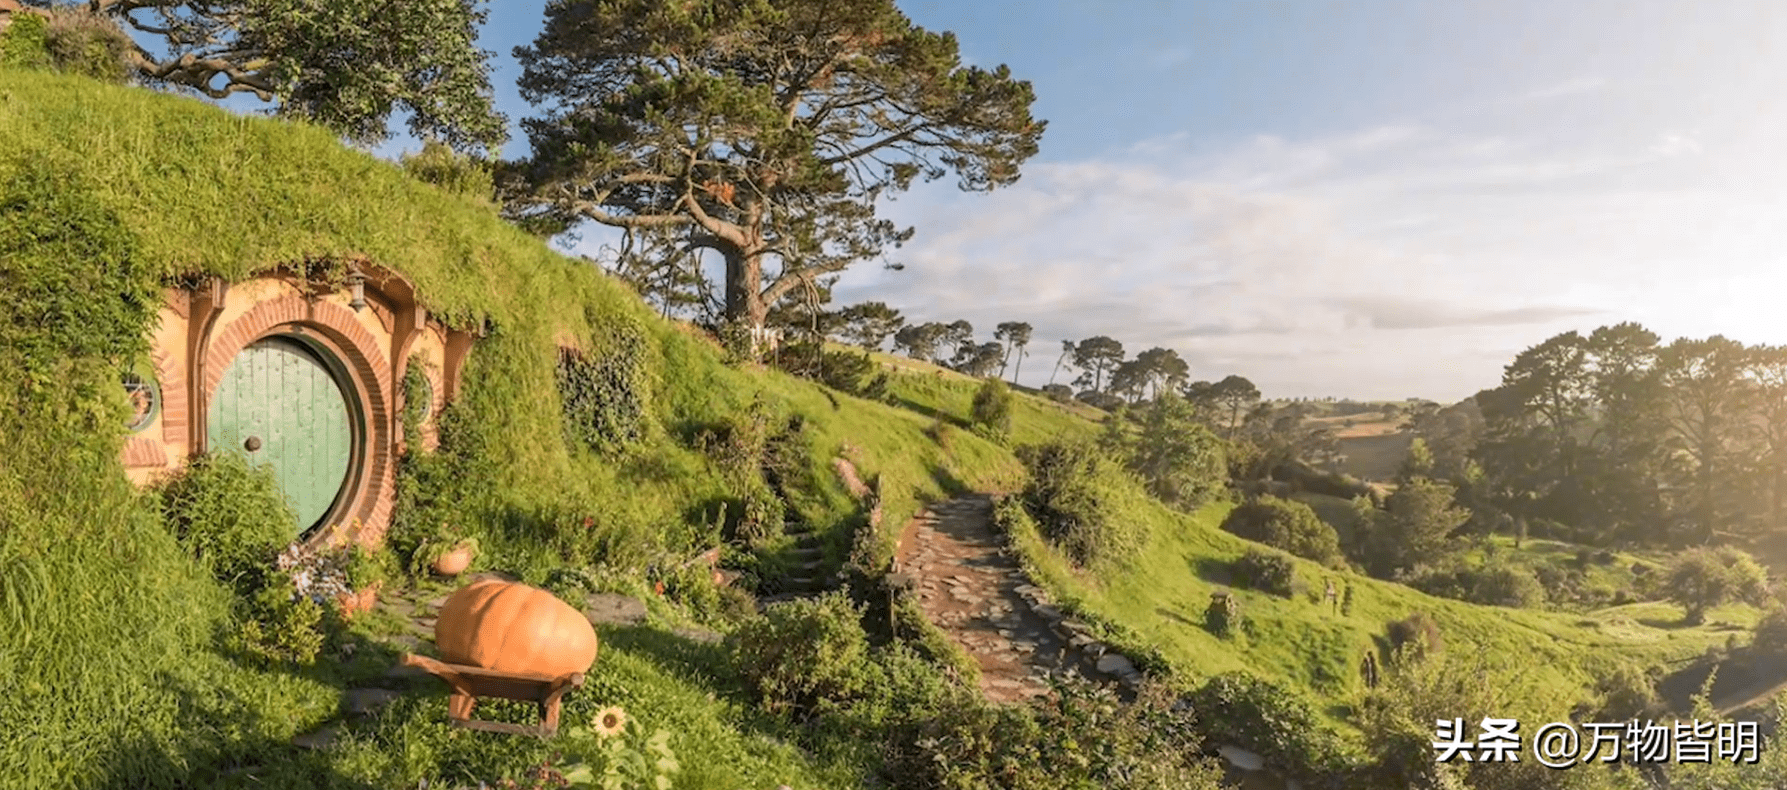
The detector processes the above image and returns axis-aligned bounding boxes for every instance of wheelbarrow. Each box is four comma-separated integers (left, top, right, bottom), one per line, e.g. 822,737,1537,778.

399,653,583,737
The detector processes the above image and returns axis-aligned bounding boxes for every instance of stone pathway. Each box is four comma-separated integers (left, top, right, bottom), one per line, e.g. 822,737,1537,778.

894,494,1100,703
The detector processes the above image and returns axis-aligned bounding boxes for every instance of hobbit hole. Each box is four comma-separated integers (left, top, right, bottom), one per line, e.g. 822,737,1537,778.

120,264,477,549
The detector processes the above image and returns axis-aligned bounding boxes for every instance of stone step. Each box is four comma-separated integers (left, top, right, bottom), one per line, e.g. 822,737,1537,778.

788,545,823,560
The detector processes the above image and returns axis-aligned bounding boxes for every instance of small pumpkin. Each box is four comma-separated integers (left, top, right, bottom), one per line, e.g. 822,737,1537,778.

434,579,598,677
432,542,475,576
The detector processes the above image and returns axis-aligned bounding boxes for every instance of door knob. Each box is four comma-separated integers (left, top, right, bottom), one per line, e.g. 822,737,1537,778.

245,436,262,452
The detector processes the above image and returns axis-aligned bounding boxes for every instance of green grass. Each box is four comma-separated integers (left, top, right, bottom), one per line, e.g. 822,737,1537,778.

2,65,1765,788
0,69,1017,788
1002,489,1754,732
864,348,1105,450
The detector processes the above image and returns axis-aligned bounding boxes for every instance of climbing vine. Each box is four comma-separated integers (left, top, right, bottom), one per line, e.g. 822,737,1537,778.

400,354,431,452
556,313,653,453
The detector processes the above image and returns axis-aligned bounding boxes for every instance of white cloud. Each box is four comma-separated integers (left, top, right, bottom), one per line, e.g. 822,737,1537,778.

1651,132,1703,157
1516,76,1606,102
832,117,1787,401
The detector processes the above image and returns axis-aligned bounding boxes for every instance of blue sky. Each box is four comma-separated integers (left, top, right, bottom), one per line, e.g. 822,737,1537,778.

209,0,1787,401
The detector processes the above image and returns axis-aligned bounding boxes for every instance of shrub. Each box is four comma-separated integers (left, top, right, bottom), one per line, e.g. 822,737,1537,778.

1234,548,1297,597
1386,611,1443,662
400,140,495,202
1592,661,1662,721
969,378,1015,442
889,674,1228,790
1189,671,1353,782
157,452,297,593
729,591,874,716
1414,560,1549,609
1040,383,1073,403
1751,605,1787,660
776,342,883,397
0,10,49,69
42,7,133,83
1221,495,1343,565
1015,440,1147,568
1666,546,1772,625
231,576,326,666
1470,562,1547,609
1122,393,1227,510
1205,591,1241,638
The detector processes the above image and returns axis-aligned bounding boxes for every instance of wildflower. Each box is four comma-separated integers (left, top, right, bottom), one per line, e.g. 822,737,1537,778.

593,706,627,738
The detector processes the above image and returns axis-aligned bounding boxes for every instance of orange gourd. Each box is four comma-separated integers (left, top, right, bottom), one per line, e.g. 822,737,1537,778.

434,579,599,678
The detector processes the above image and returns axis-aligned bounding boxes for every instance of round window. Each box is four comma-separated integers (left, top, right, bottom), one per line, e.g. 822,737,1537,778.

124,368,161,433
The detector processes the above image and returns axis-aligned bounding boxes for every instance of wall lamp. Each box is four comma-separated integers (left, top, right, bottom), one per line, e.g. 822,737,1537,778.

346,267,368,313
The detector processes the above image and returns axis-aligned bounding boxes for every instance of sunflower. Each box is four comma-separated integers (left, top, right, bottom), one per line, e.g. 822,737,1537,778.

592,706,628,738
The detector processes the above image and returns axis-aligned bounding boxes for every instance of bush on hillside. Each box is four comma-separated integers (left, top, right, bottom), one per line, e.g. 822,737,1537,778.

1189,672,1354,782
1666,545,1771,625
1205,591,1242,638
157,452,297,593
400,140,495,202
969,378,1015,442
1234,548,1297,597
729,591,874,717
1590,661,1663,721
889,674,1228,790
1470,561,1547,609
1221,495,1344,566
1040,383,1073,403
1751,605,1787,660
1408,560,1547,609
0,6,132,81
1386,612,1443,663
774,340,886,398
1015,440,1147,568
1121,393,1228,511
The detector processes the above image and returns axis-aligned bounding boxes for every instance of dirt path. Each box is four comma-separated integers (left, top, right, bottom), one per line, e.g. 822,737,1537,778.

894,494,1094,704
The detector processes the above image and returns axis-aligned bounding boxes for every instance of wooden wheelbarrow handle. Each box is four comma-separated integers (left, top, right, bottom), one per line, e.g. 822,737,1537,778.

399,654,584,736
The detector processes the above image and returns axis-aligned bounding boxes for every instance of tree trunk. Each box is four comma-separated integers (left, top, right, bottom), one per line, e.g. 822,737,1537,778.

722,247,769,354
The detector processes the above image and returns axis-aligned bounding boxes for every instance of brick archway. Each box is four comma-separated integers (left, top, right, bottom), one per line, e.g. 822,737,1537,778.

201,297,395,547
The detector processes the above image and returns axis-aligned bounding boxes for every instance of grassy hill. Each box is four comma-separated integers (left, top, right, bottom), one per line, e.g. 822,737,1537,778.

2,68,1771,790
0,69,1030,789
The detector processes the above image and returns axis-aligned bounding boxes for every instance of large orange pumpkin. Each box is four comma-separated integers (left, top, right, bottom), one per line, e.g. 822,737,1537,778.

434,579,599,677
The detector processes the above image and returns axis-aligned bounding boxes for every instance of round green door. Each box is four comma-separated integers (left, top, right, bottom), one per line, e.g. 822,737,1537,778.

208,336,356,536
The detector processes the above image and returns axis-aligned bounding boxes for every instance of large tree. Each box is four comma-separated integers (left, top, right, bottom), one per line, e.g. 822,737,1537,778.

1069,335,1125,393
832,301,904,350
507,0,1044,345
940,319,975,366
1207,374,1261,439
1132,346,1190,399
1745,345,1787,533
93,0,507,150
1658,335,1754,543
892,322,945,361
1049,340,1075,386
994,321,1032,383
